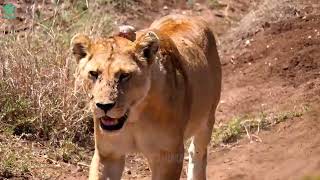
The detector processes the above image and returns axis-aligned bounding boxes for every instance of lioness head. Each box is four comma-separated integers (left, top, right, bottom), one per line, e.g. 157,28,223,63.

71,28,159,132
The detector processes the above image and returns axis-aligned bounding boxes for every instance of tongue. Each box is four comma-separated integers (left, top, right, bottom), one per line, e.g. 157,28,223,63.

101,117,118,126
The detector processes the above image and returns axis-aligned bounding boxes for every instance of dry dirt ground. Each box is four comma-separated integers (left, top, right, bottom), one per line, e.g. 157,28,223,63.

208,0,320,179
1,0,320,179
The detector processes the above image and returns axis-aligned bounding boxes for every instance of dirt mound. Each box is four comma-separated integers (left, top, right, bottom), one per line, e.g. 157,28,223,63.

218,0,320,121
270,16,320,87
223,0,320,49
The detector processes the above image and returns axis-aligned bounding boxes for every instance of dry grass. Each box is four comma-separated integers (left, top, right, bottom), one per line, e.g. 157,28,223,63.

0,1,120,177
0,0,128,143
0,134,91,179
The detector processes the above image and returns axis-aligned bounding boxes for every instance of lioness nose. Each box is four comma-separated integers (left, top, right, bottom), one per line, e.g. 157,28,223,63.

96,102,115,112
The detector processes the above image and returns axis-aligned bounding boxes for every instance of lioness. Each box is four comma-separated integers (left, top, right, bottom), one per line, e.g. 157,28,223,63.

71,15,221,180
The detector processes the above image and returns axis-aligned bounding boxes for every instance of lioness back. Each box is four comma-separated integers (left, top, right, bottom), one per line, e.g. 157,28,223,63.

150,15,222,137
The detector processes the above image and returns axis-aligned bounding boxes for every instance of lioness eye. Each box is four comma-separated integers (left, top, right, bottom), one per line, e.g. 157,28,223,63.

89,71,99,80
119,73,131,82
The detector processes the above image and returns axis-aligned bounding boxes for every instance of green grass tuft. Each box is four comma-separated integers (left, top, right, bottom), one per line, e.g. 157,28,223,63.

212,106,309,146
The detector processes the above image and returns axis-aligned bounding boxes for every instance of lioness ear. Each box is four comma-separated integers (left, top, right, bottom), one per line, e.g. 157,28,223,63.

117,25,136,41
71,34,91,63
135,31,159,63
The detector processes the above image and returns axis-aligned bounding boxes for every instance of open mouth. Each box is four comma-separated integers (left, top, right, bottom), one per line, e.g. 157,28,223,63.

99,113,128,131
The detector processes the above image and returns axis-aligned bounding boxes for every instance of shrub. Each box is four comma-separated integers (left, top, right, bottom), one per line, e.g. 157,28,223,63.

0,1,114,148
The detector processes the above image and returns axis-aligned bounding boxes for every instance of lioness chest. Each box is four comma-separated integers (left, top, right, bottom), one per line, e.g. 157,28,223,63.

96,120,184,155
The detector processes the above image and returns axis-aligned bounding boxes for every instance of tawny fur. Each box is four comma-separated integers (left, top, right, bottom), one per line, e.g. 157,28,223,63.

71,15,221,180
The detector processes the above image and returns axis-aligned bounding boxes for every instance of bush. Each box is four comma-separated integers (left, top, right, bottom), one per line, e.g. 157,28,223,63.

0,1,114,148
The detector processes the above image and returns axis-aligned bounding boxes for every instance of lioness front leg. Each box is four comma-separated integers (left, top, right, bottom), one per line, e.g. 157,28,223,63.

89,151,125,180
148,148,184,180
187,116,215,180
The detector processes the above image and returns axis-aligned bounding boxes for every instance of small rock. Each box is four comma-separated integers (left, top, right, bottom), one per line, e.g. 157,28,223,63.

163,6,168,10
245,40,251,46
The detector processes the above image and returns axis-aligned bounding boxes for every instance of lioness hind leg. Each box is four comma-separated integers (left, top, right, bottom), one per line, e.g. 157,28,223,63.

89,151,125,180
187,116,215,180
